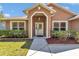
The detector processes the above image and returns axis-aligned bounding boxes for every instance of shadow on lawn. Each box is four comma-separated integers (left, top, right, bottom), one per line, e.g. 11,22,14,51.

21,39,33,49
0,38,33,50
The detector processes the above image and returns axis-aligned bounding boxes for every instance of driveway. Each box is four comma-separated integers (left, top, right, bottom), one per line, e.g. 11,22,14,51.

49,44,79,53
27,37,79,56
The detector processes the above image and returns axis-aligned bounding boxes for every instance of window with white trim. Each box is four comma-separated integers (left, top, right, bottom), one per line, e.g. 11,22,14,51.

11,21,26,30
53,21,68,31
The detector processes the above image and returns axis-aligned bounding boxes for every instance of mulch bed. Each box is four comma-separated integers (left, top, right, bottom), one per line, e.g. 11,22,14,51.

46,38,79,44
0,38,33,42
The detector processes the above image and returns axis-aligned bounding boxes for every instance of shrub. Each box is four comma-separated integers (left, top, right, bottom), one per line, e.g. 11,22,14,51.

0,30,28,38
51,29,78,40
75,32,79,39
51,31,60,38
51,31,68,40
0,30,9,37
75,32,79,42
67,29,76,39
58,31,68,40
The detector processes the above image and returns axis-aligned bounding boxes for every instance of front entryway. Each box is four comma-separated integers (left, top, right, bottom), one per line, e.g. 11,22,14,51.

35,22,44,36
32,12,47,37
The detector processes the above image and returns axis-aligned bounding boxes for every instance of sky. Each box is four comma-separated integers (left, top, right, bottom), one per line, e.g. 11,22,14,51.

0,3,79,17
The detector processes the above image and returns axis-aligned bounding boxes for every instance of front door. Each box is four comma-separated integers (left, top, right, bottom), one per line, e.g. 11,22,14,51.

35,22,43,36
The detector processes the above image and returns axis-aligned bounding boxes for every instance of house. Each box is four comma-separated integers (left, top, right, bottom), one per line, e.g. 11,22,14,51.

0,3,79,38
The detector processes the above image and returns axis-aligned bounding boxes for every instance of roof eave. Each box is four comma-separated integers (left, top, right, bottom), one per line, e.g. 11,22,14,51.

0,18,28,21
23,3,55,15
48,3,76,15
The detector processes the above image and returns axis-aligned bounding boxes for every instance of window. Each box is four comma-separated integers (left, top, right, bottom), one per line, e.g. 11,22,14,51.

19,22,24,30
12,22,18,30
53,22,59,31
53,21,68,31
11,21,26,30
60,22,66,31
39,24,42,29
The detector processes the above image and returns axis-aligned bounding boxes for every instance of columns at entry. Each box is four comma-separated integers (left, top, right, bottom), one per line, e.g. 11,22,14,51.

29,11,49,38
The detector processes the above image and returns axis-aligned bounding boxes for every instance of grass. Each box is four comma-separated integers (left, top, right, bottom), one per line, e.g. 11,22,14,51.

0,40,32,56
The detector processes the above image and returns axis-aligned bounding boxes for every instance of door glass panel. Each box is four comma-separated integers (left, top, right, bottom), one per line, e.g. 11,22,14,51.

35,23,43,36
35,24,38,29
39,24,42,29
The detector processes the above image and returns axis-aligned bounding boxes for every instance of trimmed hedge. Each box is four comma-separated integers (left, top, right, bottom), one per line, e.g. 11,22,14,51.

51,30,77,40
51,31,68,38
0,30,28,38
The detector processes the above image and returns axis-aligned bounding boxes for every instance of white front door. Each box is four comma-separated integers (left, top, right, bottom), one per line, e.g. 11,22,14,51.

35,22,43,36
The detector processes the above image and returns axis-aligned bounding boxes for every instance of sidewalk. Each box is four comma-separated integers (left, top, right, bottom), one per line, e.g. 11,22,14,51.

54,48,79,56
27,48,79,56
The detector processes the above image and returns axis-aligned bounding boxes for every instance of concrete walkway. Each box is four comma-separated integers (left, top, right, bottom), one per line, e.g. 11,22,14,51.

27,37,79,56
27,37,52,56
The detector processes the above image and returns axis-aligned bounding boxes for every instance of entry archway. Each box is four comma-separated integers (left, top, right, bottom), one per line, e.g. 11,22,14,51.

31,12,48,38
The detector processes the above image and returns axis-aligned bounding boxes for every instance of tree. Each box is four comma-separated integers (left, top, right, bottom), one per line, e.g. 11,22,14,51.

0,10,4,18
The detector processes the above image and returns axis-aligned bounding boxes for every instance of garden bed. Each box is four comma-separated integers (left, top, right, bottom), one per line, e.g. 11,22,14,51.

0,37,33,42
46,38,78,44
48,30,79,44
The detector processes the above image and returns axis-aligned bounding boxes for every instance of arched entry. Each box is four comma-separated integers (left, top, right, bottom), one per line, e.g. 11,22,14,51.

31,12,48,37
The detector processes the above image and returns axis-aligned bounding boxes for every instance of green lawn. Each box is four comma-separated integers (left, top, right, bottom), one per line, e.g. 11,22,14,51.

0,41,32,56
